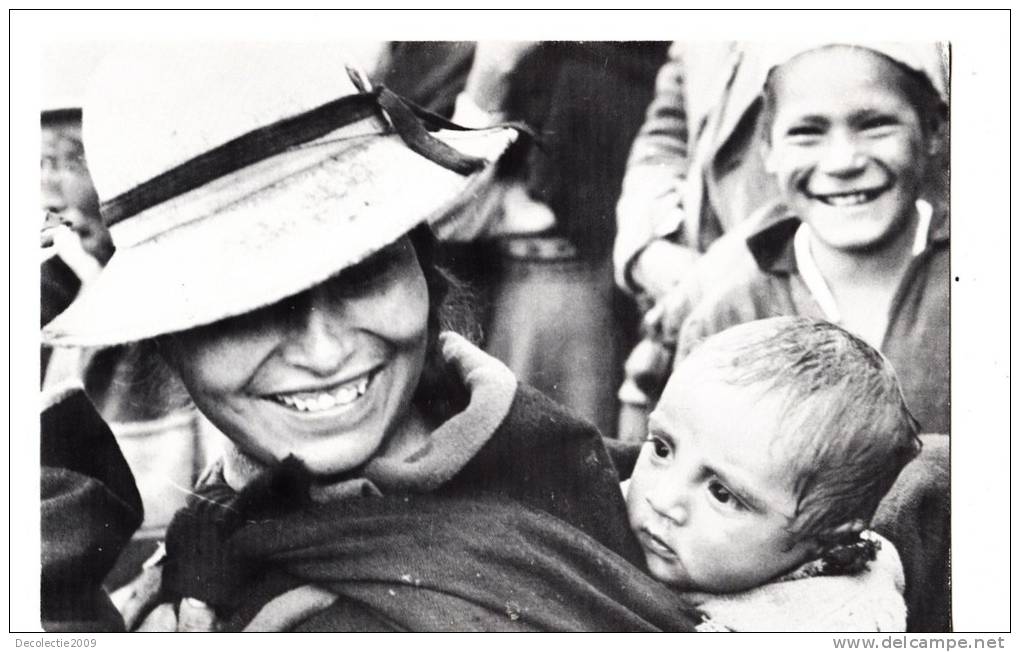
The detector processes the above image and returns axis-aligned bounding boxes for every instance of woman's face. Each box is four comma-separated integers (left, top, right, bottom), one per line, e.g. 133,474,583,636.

166,236,430,476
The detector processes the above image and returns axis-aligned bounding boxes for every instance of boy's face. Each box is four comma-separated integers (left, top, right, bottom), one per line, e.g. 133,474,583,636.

626,367,815,593
764,47,932,254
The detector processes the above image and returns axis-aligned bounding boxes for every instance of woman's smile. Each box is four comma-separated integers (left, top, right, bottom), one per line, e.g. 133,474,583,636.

262,365,382,413
166,237,431,475
254,363,388,438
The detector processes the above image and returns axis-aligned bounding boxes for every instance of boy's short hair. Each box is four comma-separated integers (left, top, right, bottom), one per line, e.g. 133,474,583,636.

760,44,948,143
683,317,922,545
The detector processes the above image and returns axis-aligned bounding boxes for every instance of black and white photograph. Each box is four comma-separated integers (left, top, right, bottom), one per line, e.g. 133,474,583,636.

9,8,1012,642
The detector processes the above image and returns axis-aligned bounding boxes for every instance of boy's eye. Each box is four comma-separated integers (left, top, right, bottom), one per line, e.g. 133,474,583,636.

859,115,900,136
707,480,743,510
644,435,673,460
784,124,824,142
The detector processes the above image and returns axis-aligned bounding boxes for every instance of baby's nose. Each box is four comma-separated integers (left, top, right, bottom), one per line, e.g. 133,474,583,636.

647,494,688,528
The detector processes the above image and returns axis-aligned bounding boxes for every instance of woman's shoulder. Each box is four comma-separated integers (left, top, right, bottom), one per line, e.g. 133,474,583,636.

448,379,606,487
446,379,643,565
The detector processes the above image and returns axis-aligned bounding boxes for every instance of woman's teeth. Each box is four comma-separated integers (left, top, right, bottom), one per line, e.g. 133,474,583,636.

274,375,370,412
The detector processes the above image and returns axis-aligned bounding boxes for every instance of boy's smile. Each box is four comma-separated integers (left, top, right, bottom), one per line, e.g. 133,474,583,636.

764,46,932,255
806,182,891,207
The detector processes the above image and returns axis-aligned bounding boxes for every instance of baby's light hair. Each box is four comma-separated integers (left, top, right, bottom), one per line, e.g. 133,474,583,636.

681,317,921,546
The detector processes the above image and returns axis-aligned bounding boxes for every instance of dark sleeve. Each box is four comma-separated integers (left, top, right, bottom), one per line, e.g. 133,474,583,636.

872,434,950,633
443,385,645,567
377,41,475,118
41,256,82,328
40,389,143,631
603,438,643,480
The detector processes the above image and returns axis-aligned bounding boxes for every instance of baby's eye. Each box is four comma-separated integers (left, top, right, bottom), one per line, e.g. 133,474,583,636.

644,435,673,460
707,480,742,510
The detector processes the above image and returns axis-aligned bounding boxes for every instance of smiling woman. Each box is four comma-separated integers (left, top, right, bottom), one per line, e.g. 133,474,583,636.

40,42,695,632
164,235,431,480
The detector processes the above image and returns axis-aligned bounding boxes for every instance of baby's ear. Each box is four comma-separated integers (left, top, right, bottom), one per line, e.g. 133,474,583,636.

820,518,867,546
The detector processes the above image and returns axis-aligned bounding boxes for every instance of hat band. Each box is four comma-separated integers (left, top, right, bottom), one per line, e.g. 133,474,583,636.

101,88,495,227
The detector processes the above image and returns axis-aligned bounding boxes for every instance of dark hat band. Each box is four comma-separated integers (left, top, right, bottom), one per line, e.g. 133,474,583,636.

101,87,496,227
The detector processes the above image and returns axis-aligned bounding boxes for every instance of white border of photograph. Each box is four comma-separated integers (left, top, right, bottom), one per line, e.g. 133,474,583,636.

8,7,1013,642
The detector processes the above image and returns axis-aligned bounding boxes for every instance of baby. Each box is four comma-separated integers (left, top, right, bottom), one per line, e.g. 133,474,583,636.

624,317,921,631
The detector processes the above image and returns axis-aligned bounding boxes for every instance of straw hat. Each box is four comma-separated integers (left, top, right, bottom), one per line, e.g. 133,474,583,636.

42,42,518,348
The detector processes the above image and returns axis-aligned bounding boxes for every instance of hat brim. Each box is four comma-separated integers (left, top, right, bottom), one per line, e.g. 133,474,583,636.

43,127,515,348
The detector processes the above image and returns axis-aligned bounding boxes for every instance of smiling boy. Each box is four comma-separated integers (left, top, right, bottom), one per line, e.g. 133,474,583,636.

625,317,921,631
675,44,949,434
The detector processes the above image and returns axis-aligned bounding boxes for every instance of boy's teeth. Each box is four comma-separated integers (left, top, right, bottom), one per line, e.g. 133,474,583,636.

820,190,878,207
273,373,373,412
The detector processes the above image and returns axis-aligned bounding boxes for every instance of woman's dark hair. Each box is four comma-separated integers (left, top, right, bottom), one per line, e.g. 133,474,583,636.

407,223,478,423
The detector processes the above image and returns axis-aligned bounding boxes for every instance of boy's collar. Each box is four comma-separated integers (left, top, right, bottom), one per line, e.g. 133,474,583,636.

745,199,948,274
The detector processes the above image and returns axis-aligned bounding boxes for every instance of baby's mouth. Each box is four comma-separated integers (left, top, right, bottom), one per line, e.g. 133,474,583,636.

640,527,679,560
267,370,377,413
809,185,889,207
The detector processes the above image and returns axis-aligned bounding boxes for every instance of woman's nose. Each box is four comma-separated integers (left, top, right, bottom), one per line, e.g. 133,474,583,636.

279,289,353,375
818,131,867,177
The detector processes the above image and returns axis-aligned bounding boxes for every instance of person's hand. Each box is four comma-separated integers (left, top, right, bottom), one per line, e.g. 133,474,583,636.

640,273,706,348
109,565,164,631
630,239,699,301
41,208,114,266
176,597,219,632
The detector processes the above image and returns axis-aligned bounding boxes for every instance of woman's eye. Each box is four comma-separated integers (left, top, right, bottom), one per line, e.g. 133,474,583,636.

707,480,741,509
333,249,401,296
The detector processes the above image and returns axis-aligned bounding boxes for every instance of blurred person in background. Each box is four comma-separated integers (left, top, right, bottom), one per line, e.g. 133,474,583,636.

452,41,668,438
40,44,222,596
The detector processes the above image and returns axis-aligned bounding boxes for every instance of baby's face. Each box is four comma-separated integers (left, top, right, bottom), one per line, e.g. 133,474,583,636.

626,371,815,593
